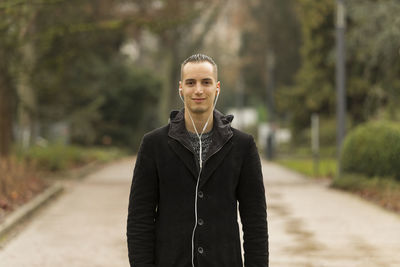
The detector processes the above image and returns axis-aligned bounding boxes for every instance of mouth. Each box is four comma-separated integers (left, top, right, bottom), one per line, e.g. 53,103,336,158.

192,98,206,103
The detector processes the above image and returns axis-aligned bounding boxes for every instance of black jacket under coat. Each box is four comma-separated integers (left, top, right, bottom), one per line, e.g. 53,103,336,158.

127,108,268,267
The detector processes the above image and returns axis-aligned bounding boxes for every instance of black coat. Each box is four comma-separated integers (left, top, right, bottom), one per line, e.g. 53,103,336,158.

127,109,268,267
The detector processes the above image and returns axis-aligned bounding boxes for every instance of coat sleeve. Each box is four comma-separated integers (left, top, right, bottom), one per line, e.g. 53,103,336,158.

237,135,269,267
127,135,159,267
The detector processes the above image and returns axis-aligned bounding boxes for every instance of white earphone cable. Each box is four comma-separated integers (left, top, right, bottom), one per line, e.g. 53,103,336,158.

179,88,219,267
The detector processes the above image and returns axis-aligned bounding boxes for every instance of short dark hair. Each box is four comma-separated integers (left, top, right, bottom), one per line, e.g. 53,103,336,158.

180,53,218,80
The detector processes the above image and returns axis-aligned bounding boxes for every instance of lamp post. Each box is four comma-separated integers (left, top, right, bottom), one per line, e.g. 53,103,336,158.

266,50,276,160
236,74,245,130
336,0,346,177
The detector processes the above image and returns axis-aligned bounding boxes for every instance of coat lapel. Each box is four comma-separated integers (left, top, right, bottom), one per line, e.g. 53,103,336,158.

199,139,233,188
168,139,198,180
168,109,198,181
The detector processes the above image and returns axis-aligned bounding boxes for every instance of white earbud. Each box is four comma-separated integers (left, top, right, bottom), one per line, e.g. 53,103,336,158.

179,88,184,103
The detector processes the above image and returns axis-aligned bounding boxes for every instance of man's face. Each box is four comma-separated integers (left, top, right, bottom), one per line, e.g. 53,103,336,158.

179,61,220,115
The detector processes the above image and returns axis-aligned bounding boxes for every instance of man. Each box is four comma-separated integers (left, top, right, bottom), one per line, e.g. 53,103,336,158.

127,54,268,267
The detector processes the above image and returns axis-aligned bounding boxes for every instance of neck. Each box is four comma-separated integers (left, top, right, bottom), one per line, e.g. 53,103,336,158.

184,108,214,134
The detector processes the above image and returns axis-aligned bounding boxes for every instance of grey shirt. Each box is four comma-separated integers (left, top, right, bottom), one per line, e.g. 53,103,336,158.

187,129,213,166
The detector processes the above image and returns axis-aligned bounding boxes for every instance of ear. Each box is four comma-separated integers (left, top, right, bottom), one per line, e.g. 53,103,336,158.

217,81,221,92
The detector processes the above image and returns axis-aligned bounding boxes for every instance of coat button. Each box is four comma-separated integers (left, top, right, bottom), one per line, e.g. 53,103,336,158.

198,218,204,225
198,247,204,254
198,191,204,198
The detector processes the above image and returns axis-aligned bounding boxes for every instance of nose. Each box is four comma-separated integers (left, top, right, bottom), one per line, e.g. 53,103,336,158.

194,83,203,95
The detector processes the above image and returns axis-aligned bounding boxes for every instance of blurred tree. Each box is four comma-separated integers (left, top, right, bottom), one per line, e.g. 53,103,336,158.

32,0,128,144
347,0,400,121
0,57,16,156
239,0,301,120
15,4,39,149
96,59,160,149
285,0,400,144
0,0,36,155
0,39,14,156
283,0,336,137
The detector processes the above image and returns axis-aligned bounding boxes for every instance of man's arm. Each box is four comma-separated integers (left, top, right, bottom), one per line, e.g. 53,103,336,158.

237,136,269,267
127,136,159,267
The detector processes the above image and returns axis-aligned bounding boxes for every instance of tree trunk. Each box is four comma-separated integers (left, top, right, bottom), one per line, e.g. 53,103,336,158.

15,7,38,149
0,71,15,157
158,30,182,123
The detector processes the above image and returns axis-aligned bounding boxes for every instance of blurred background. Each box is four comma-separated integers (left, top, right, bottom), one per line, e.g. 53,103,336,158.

1,0,400,219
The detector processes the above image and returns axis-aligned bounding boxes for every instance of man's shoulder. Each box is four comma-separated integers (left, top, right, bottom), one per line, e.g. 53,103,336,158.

231,127,254,143
143,124,169,141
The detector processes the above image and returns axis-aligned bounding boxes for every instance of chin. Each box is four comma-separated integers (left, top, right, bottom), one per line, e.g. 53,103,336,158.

189,106,210,114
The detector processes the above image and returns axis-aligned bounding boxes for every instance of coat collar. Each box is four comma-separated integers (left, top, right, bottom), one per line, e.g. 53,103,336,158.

167,108,234,186
168,108,233,158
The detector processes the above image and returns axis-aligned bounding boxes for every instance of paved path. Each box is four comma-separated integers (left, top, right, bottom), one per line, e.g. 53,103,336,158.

0,158,134,267
0,157,399,267
265,162,400,267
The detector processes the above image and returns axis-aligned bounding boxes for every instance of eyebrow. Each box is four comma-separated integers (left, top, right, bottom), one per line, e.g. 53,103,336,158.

184,78,213,82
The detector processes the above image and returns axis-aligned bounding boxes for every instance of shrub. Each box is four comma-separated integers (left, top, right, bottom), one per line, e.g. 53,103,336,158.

21,144,87,172
18,144,126,172
341,121,400,180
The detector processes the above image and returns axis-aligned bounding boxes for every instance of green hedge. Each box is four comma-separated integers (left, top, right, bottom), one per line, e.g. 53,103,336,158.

341,121,400,180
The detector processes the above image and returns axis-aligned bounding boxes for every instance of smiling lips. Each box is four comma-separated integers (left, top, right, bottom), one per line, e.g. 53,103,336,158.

192,98,206,103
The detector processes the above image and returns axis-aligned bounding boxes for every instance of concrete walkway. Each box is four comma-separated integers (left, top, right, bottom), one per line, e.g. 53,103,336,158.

265,162,400,267
0,158,134,267
0,157,399,266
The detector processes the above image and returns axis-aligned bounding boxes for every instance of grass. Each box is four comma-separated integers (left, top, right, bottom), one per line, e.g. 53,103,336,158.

275,145,400,214
276,157,337,178
16,144,127,172
275,144,337,158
